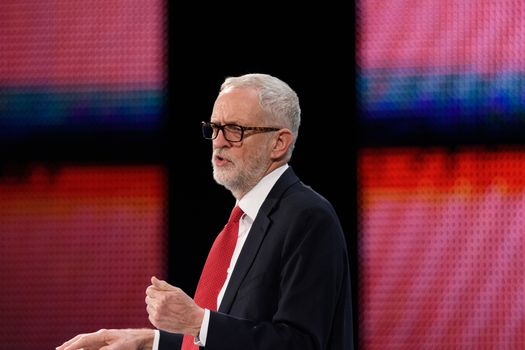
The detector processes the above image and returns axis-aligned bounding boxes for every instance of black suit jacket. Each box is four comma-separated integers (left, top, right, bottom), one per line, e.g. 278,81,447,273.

160,168,353,349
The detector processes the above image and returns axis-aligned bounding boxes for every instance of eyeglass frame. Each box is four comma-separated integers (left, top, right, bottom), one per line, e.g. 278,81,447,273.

201,121,282,142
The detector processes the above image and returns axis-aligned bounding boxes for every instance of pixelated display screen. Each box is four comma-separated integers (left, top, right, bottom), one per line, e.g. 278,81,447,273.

357,0,525,142
359,148,525,349
0,165,167,349
0,0,165,140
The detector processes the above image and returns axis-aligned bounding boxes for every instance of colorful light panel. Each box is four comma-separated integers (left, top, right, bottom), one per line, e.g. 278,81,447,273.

359,148,525,349
0,0,165,138
0,165,167,349
357,1,525,141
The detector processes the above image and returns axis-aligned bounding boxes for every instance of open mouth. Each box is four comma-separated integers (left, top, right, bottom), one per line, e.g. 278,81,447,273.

214,151,232,166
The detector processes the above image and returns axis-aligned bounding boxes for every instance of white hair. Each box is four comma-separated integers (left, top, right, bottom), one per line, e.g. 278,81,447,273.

220,73,301,160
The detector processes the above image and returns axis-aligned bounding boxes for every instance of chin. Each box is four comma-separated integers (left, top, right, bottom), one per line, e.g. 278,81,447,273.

214,169,247,194
213,168,232,186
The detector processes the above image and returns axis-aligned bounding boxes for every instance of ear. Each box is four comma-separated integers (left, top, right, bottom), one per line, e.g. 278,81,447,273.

270,128,293,160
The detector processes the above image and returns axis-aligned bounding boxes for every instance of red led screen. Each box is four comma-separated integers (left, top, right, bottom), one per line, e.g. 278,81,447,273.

359,148,525,349
358,0,525,72
0,165,167,349
0,0,164,86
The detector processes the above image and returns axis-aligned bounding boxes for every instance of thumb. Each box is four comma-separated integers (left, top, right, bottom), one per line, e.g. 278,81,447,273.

151,276,175,291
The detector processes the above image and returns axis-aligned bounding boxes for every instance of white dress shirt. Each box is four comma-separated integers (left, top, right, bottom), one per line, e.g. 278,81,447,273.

153,164,289,349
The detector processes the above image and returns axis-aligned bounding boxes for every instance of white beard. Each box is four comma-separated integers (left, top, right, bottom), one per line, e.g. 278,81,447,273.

212,145,270,198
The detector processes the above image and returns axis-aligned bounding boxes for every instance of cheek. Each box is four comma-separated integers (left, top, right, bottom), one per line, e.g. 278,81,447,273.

229,141,270,168
248,145,271,166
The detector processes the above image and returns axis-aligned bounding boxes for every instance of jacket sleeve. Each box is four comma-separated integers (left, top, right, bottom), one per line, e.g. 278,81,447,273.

158,330,183,349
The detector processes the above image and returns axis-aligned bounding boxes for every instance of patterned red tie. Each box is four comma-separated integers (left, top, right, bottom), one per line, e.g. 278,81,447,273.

181,205,244,350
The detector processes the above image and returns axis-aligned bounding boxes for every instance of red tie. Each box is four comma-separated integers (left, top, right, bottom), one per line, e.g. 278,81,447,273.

181,205,244,350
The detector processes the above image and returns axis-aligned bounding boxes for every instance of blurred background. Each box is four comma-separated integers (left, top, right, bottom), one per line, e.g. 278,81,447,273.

1,0,524,349
358,1,525,348
0,0,352,348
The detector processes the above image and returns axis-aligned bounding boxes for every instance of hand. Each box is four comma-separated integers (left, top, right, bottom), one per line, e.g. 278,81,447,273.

55,328,154,350
145,276,204,336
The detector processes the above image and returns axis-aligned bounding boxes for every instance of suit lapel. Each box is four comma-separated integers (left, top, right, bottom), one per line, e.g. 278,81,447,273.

218,167,299,313
218,212,272,313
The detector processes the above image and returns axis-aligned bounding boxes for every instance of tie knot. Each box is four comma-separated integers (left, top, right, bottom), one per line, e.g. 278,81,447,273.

228,205,244,223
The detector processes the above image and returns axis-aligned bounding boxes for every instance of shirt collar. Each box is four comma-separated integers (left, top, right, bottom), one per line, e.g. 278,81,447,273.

237,164,289,222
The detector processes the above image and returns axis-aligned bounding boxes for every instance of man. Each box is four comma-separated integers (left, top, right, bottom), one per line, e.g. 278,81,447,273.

57,73,353,349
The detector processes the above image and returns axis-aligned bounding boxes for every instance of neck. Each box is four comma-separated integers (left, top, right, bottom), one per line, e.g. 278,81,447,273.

231,161,287,200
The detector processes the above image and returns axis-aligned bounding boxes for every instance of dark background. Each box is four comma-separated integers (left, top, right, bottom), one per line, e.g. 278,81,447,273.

166,1,358,345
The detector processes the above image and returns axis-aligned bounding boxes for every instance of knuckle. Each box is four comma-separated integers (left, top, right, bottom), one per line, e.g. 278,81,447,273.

158,294,169,305
96,328,108,336
149,314,160,325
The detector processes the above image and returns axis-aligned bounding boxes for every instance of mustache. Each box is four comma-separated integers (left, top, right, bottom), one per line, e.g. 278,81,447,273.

213,148,232,162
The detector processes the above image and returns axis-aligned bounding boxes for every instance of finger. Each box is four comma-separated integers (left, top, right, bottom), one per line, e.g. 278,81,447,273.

101,345,119,350
146,292,160,313
145,285,157,297
62,332,103,350
148,310,163,330
56,334,83,350
100,343,122,350
146,288,165,304
56,334,86,350
145,294,158,309
151,276,175,291
148,313,157,328
146,303,156,320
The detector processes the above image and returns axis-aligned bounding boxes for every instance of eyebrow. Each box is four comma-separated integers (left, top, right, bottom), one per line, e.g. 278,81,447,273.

210,119,248,125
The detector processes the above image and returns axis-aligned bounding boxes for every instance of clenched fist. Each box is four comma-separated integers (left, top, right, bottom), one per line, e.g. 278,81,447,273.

145,276,205,337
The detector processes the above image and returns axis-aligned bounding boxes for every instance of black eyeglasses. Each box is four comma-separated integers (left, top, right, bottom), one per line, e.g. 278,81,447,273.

201,121,281,142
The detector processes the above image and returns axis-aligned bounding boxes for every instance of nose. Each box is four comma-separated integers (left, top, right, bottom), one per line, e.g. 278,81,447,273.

212,128,231,147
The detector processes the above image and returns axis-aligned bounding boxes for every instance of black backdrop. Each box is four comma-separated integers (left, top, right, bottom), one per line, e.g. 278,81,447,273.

166,2,358,346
